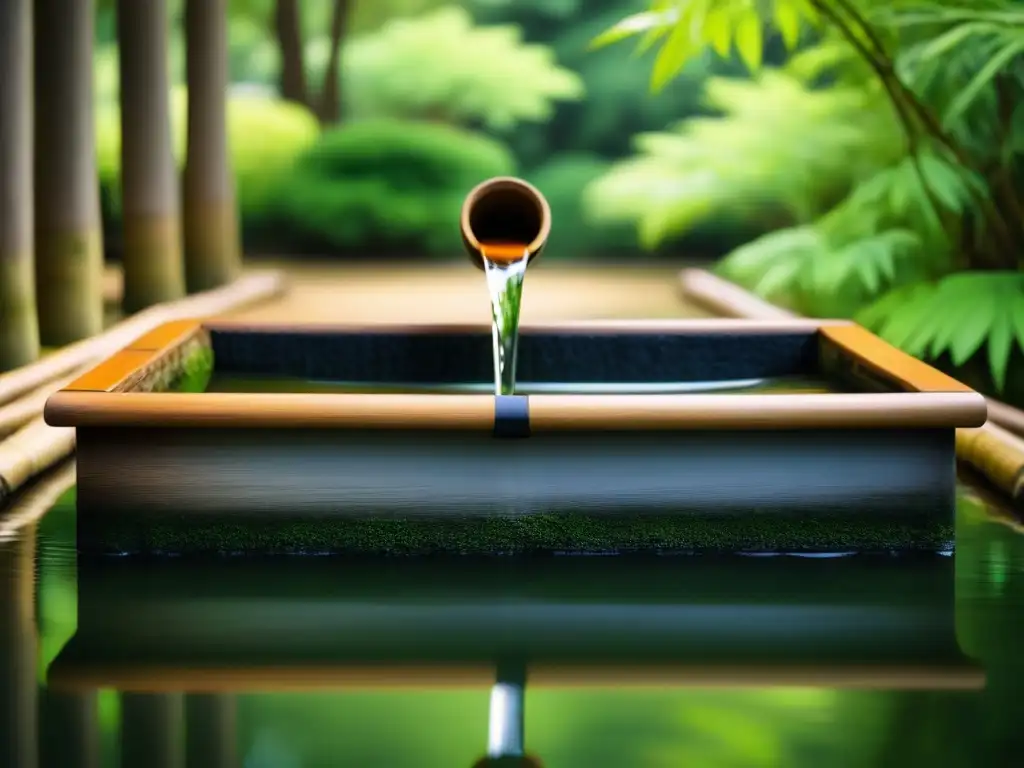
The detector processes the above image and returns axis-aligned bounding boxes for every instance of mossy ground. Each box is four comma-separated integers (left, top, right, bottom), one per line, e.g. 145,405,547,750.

85,513,954,557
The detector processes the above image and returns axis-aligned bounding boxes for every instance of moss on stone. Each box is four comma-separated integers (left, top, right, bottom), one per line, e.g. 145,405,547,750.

85,513,954,557
170,343,214,393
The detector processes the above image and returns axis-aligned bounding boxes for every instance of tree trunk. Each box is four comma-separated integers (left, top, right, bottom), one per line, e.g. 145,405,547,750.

318,0,351,125
121,694,185,768
185,695,237,768
117,0,185,313
183,0,241,293
0,533,38,768
274,0,308,107
34,0,105,346
0,0,40,370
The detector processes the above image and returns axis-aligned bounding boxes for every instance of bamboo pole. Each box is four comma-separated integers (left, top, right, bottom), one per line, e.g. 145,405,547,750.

0,417,75,507
183,0,241,293
0,270,285,408
0,272,285,501
679,268,1024,501
0,0,41,371
34,0,105,345
0,372,78,438
117,0,186,312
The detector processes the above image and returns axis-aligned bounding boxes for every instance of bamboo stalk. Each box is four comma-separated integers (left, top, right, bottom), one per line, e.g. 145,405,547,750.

0,417,75,507
0,270,286,408
0,371,81,439
679,268,1024,500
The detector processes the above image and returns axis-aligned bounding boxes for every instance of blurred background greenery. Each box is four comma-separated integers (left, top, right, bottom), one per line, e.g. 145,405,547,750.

88,0,1024,405
92,0,754,263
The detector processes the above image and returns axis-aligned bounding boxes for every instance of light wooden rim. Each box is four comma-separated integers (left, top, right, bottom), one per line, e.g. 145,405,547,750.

49,318,986,430
62,319,205,393
820,324,975,394
46,663,984,693
44,390,986,429
460,176,551,262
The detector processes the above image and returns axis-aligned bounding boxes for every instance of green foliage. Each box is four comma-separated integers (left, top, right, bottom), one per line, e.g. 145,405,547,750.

95,88,320,224
583,70,900,250
471,0,738,169
342,6,585,130
594,0,1024,398
857,273,1024,391
591,0,821,89
269,119,516,255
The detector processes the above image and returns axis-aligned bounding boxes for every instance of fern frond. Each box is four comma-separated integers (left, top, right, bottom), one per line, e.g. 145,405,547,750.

820,148,985,249
858,272,1024,390
718,220,930,318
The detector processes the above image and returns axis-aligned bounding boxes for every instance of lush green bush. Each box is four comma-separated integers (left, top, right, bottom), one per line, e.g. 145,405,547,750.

96,87,321,245
268,119,516,255
343,5,585,130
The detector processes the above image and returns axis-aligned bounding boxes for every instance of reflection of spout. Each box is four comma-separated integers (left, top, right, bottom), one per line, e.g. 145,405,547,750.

488,663,526,759
461,177,551,270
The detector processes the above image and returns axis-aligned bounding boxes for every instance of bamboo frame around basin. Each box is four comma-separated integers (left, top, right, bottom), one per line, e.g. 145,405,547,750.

43,317,986,552
45,318,987,431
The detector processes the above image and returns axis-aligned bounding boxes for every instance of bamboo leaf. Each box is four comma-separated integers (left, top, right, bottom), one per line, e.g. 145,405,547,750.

914,21,1001,62
734,14,764,73
650,9,698,91
589,10,677,51
705,7,733,58
944,38,1024,126
774,1,802,50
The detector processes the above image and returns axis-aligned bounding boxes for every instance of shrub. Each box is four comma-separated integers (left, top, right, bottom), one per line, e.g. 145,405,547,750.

95,88,321,236
270,118,516,255
343,6,584,130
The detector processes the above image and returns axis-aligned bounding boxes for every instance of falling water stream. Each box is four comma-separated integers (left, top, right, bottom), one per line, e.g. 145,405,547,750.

480,243,530,396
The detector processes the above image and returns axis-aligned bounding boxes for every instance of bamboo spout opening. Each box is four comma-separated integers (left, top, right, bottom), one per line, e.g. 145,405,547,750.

461,177,551,270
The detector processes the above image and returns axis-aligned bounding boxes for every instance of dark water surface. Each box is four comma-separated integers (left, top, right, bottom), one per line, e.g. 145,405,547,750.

201,373,848,395
1,468,1022,767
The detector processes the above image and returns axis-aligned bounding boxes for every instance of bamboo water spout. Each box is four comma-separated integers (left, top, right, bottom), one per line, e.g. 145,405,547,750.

461,177,551,396
460,177,551,271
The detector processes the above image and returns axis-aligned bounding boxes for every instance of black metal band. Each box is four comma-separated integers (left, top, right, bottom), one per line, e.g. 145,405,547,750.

493,395,530,438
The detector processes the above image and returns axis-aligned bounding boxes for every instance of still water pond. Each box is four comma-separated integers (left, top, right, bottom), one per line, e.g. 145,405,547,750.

1,470,1022,767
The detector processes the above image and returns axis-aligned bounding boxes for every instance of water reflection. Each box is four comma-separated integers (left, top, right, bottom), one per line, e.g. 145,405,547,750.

1,468,1024,766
